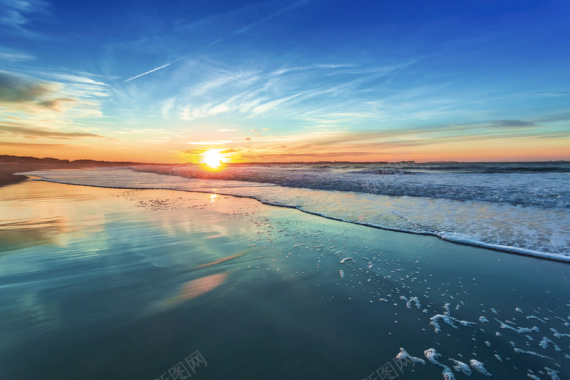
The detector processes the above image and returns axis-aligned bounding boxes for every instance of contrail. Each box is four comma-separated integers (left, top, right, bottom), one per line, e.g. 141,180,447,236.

124,1,309,82
123,62,172,83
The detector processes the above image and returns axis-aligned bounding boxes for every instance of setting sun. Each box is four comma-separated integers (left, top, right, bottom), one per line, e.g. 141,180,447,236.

201,149,227,169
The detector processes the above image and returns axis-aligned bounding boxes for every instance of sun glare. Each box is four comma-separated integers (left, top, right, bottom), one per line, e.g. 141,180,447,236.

201,149,227,169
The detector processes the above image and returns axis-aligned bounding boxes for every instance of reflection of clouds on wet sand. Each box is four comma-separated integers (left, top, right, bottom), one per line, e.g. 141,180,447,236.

153,273,228,312
0,218,66,253
0,180,109,254
0,180,266,350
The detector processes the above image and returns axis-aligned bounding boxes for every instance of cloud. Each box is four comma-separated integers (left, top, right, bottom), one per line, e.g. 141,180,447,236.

187,140,236,145
0,71,85,113
492,120,536,128
49,74,108,86
0,48,34,61
0,141,67,148
220,148,243,154
161,97,176,119
242,151,376,160
0,122,112,140
181,148,207,155
536,91,570,97
36,98,76,111
0,0,48,35
0,71,57,103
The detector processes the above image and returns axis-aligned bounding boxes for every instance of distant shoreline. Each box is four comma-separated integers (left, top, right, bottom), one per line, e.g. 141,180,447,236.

0,160,145,189
1,154,568,167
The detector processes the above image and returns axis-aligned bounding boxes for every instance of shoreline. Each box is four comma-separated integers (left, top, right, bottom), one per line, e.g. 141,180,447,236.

21,167,570,264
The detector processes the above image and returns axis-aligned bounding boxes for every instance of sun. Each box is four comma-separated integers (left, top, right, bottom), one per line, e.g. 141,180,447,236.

201,149,227,169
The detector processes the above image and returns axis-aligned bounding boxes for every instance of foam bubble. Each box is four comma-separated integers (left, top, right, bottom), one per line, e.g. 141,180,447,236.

395,347,426,365
449,358,472,375
469,359,492,377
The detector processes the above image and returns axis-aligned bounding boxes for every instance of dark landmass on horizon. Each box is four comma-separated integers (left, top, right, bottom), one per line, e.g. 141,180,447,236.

0,155,146,188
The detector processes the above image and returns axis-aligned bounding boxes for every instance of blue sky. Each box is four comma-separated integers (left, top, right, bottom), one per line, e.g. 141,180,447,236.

1,0,569,162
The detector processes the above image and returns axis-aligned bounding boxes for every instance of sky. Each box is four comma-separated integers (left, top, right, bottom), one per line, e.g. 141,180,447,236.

1,0,569,163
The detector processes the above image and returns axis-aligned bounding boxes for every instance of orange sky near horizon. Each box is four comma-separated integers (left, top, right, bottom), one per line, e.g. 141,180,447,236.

2,135,568,164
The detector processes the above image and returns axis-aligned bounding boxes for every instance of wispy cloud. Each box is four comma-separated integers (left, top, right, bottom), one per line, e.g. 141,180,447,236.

187,140,236,145
0,141,68,148
0,0,49,36
0,48,35,61
536,91,570,98
161,97,176,119
492,120,536,128
0,122,111,140
0,71,62,111
207,0,309,48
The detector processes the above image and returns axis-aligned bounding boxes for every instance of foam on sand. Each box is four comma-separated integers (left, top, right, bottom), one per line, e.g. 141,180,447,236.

539,336,561,352
449,358,472,375
514,348,553,360
469,359,492,377
494,318,539,334
430,303,476,333
545,367,560,380
550,328,570,338
424,349,456,380
395,347,426,365
400,295,421,309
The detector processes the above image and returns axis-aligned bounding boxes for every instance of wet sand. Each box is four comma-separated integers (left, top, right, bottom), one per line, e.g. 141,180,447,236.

0,179,568,380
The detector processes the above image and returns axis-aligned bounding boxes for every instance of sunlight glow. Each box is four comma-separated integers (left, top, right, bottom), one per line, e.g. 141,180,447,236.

201,149,227,169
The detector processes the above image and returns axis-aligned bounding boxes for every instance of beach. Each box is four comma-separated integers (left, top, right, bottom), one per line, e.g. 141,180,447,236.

0,173,568,380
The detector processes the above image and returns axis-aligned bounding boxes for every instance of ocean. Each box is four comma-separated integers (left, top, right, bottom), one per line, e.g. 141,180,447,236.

0,164,568,379
25,161,570,261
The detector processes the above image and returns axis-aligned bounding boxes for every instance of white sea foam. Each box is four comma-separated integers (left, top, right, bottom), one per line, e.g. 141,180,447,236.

545,367,560,380
430,303,476,333
514,348,553,360
423,348,461,379
527,371,541,380
539,336,561,351
424,348,443,366
449,358,472,375
442,366,457,380
469,359,492,377
527,315,547,324
400,296,421,309
550,328,570,338
495,318,539,334
395,347,426,365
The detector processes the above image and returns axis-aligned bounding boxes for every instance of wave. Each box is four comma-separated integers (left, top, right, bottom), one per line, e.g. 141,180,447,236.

133,164,570,209
20,168,570,263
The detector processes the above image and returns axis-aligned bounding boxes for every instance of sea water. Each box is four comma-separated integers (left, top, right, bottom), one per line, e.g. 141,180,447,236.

24,161,570,260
